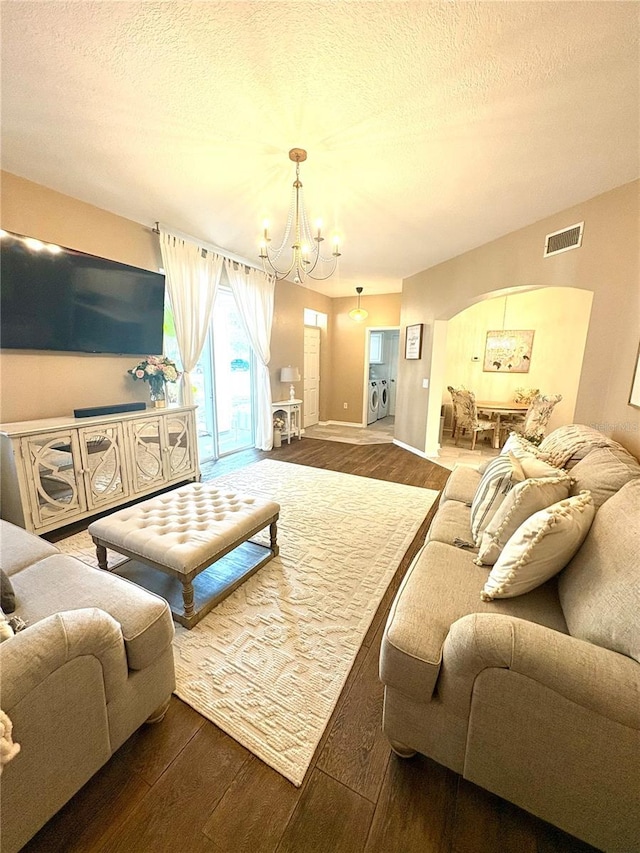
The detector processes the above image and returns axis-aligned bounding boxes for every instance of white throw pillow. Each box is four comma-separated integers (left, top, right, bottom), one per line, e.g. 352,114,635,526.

500,432,552,463
470,453,525,545
518,454,567,480
480,491,595,600
475,474,572,566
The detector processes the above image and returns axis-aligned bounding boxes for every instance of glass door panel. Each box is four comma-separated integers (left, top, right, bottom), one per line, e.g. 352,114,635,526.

163,287,255,462
212,289,254,456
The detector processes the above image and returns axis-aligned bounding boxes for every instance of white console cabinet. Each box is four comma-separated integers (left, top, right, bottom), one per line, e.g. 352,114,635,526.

0,406,199,534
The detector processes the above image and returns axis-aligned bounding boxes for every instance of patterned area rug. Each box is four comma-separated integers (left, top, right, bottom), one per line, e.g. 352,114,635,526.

173,460,437,785
56,460,438,787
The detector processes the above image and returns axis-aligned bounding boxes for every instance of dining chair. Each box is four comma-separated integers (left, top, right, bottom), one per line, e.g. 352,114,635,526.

447,385,462,439
453,389,499,450
501,393,563,443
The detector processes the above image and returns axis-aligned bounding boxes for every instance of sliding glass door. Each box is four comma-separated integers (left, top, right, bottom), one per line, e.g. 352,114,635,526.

211,289,254,457
165,287,255,463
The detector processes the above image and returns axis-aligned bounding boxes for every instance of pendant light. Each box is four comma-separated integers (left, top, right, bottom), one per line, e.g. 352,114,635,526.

348,287,368,322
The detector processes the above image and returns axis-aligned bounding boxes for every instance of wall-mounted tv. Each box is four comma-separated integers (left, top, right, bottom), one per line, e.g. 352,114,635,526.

0,231,166,355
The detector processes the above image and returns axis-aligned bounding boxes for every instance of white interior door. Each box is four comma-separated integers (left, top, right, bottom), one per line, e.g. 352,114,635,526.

303,326,320,428
388,331,400,415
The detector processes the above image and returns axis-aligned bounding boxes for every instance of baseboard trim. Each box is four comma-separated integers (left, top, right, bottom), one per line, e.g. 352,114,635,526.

392,438,429,459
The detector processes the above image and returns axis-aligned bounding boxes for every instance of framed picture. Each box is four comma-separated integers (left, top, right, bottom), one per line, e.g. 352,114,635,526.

629,341,640,408
405,323,423,360
483,330,534,373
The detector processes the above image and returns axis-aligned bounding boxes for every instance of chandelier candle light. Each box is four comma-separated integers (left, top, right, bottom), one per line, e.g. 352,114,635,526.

280,366,301,401
260,149,341,284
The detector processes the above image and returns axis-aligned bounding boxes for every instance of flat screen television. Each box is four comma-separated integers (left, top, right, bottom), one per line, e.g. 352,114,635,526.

0,231,166,355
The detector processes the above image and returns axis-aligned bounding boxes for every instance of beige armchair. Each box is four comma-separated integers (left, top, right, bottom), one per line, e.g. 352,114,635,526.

0,520,176,853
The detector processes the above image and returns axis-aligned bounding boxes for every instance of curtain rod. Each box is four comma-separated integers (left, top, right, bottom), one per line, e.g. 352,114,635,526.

152,221,263,273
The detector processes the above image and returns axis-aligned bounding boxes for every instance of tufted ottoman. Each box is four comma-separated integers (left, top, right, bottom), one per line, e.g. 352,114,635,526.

88,482,280,628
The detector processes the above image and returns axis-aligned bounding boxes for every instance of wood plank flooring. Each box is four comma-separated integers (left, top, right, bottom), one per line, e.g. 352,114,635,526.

27,438,598,853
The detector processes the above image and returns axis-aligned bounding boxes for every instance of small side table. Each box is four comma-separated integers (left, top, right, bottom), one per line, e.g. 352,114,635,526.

272,399,302,444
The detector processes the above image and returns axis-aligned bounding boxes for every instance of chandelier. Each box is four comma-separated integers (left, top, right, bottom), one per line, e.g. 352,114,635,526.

259,148,341,284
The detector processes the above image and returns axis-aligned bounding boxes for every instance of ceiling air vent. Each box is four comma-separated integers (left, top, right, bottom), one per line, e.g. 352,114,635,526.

544,222,584,257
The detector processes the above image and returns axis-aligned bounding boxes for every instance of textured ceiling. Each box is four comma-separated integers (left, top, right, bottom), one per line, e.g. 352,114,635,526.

1,1,638,297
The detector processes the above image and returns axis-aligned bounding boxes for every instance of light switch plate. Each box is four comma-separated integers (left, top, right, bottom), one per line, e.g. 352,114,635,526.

422,378,429,389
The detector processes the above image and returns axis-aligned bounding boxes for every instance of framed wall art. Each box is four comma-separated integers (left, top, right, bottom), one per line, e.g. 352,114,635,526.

405,323,423,360
483,330,534,373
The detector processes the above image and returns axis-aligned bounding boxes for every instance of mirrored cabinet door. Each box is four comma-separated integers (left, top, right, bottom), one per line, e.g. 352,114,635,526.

164,413,196,479
128,417,165,492
20,432,86,528
78,424,129,509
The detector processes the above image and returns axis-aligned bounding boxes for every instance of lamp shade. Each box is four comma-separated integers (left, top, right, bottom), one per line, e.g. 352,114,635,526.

280,366,301,383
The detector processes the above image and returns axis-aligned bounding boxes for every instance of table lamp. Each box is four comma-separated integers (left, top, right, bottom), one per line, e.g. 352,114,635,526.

280,366,301,400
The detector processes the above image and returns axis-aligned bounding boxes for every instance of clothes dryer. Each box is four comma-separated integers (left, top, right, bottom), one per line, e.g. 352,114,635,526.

367,381,379,424
378,380,389,418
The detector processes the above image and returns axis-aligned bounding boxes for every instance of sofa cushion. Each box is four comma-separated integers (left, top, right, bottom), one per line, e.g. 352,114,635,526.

470,453,525,544
568,446,640,509
427,500,476,549
441,464,482,505
0,520,59,575
481,492,595,601
476,474,572,566
559,478,640,663
380,540,568,705
9,554,174,670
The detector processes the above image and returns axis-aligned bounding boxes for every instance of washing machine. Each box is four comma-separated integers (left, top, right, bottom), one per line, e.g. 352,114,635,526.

367,381,379,424
378,380,389,418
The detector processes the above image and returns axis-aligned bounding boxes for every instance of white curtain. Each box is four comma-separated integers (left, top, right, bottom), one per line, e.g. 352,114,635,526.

159,230,223,406
224,259,275,451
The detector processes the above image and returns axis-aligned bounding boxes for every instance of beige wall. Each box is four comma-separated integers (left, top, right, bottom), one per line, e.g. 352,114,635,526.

398,180,640,458
328,294,401,423
270,280,332,418
443,288,593,434
0,172,394,432
0,172,163,423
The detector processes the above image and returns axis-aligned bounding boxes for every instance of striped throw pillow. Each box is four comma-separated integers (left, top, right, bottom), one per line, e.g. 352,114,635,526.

470,453,525,545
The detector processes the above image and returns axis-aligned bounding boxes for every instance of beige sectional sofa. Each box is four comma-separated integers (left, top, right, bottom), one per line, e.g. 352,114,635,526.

380,425,640,852
0,520,176,853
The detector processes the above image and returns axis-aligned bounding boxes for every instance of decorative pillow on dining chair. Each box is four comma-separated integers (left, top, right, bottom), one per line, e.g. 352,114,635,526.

475,473,572,565
470,453,525,545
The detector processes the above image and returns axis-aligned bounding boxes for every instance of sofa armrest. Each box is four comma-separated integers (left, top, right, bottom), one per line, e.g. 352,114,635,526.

439,613,640,729
0,608,129,711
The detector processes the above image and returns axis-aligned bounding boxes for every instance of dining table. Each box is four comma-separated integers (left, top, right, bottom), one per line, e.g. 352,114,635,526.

476,400,530,448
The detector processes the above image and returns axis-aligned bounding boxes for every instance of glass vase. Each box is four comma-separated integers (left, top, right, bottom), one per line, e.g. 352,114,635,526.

148,377,166,408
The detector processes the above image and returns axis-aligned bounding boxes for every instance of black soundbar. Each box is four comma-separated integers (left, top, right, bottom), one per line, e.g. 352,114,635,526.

74,402,146,418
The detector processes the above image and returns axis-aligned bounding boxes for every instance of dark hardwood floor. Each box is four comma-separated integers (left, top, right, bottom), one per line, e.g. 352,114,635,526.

27,438,598,853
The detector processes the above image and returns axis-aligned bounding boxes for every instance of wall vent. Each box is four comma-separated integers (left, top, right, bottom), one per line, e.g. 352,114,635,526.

544,222,584,257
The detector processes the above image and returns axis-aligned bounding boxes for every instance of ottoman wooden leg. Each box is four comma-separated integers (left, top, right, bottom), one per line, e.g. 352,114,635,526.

181,579,195,619
270,520,279,556
94,541,108,571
